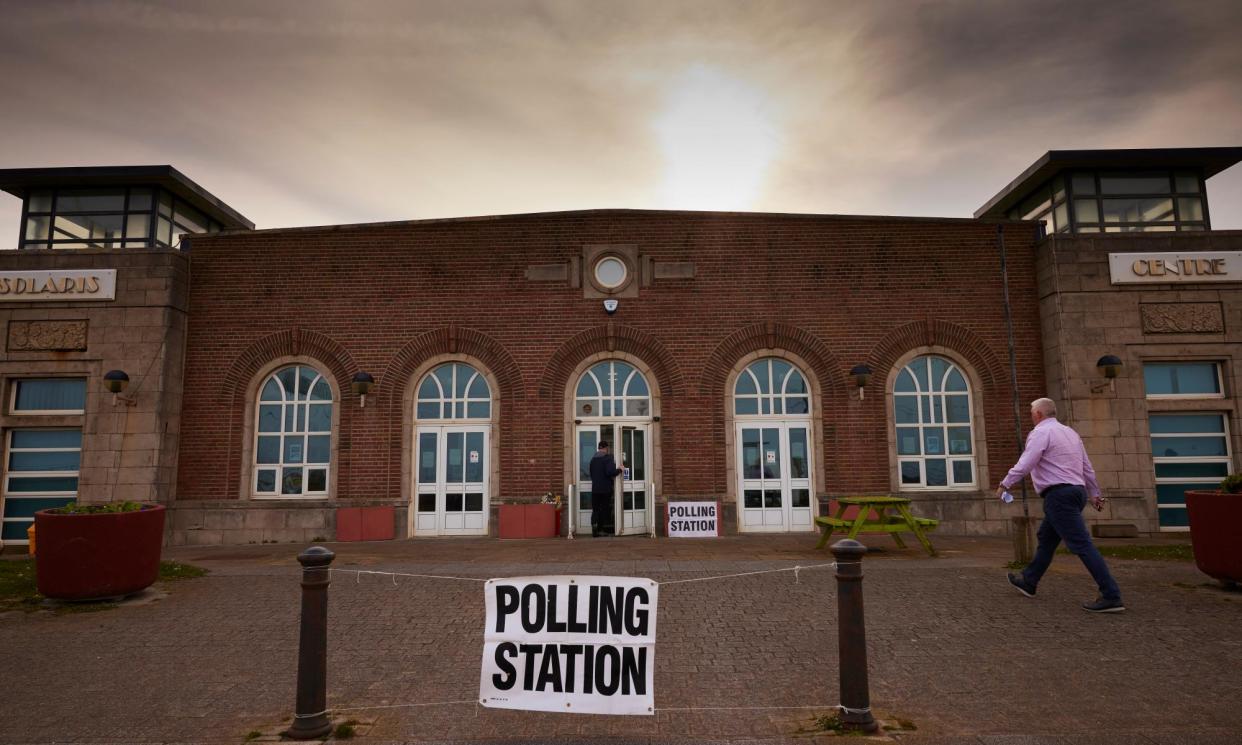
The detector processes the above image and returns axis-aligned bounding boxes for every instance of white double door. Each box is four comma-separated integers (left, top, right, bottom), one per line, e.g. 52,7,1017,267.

736,421,814,532
414,425,488,536
575,422,650,535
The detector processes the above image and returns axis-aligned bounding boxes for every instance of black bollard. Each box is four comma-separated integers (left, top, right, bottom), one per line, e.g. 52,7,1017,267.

831,539,878,733
286,546,335,740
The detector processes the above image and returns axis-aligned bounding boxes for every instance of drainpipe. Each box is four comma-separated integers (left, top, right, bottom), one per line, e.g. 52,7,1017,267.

998,225,1034,561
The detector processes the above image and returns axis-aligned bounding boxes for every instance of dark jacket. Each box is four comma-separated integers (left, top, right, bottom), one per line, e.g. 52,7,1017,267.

589,451,621,494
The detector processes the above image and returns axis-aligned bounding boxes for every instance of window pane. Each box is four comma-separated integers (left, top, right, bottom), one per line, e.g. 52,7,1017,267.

894,397,916,427
789,428,808,479
11,430,81,449
735,370,758,396
417,402,440,419
1099,174,1170,194
925,459,948,486
761,428,780,478
631,429,645,480
792,488,810,508
256,469,276,492
741,429,761,479
579,490,592,510
578,430,597,480
1154,462,1229,478
445,431,464,483
306,469,327,492
930,357,948,390
445,493,464,512
764,489,782,508
256,436,280,464
952,460,973,484
744,489,762,509
626,371,649,397
128,188,152,210
283,436,304,464
948,427,972,454
786,371,807,394
1073,199,1099,223
29,190,53,212
309,379,331,401
1174,174,1200,193
25,216,50,240
1143,363,1219,396
465,432,484,482
6,476,78,492
125,213,149,241
281,468,303,495
418,433,437,483
308,404,331,432
467,401,490,418
466,493,483,511
54,214,124,242
1071,173,1096,195
173,202,208,234
468,375,490,399
576,373,599,398
1,497,74,518
894,369,916,393
627,399,650,416
910,358,929,391
897,427,920,455
14,379,86,411
923,428,945,455
1149,413,1225,434
418,493,436,512
57,189,126,212
419,376,441,400
1177,198,1204,222
1156,483,1199,505
261,379,282,401
307,435,330,464
785,396,809,414
735,398,758,415
946,395,970,423
8,450,80,471
1151,436,1227,458
900,461,920,484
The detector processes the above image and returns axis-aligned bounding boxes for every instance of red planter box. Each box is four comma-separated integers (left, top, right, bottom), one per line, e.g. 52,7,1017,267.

498,503,560,538
34,504,166,601
1186,490,1242,587
336,506,395,541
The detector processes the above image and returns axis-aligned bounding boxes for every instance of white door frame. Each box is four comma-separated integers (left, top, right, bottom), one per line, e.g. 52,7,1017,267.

574,420,651,536
412,424,489,536
735,420,815,533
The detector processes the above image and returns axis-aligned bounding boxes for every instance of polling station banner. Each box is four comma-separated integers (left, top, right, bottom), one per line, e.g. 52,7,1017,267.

666,501,720,537
480,576,658,715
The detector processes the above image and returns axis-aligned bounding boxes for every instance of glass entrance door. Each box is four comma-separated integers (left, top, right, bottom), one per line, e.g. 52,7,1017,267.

736,422,813,532
414,425,488,535
575,423,649,535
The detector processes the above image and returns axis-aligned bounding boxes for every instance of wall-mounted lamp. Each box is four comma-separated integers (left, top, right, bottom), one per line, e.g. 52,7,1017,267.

351,372,375,408
103,369,135,407
1091,354,1123,393
850,364,872,400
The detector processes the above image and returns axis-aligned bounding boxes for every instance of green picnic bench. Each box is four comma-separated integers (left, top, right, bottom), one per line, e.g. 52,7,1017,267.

814,495,938,556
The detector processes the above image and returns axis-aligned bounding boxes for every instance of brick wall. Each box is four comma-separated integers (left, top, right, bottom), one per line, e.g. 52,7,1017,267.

176,211,1045,536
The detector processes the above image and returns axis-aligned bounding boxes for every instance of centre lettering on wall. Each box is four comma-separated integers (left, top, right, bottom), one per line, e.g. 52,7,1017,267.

480,576,658,715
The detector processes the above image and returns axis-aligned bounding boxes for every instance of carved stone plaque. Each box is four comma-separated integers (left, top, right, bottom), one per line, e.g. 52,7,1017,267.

1140,303,1223,334
7,320,89,351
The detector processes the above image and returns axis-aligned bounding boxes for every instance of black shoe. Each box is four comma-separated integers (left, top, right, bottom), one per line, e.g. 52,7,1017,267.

1007,572,1036,598
1082,597,1125,613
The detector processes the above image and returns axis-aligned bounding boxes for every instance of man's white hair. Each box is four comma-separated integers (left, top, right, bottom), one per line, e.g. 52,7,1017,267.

1030,397,1057,417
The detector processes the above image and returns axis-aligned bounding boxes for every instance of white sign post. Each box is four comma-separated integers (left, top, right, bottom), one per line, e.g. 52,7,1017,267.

666,501,720,538
480,576,658,715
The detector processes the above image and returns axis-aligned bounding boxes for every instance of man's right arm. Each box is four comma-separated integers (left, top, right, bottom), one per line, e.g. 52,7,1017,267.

1001,427,1049,490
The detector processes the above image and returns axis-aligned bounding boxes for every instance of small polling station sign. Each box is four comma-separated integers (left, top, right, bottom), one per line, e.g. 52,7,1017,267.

666,501,720,537
480,576,658,715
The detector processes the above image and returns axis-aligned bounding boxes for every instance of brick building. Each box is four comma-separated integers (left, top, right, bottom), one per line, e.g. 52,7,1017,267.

0,148,1238,547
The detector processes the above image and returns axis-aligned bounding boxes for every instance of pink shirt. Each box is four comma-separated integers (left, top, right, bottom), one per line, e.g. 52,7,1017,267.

1001,417,1100,497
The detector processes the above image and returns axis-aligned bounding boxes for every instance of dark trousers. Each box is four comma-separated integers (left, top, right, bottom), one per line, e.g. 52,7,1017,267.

591,491,615,535
1023,484,1122,602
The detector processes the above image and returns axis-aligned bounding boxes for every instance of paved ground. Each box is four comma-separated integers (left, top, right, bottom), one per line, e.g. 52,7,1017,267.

1,533,1239,745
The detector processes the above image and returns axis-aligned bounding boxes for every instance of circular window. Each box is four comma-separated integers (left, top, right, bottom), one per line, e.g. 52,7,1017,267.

593,256,629,289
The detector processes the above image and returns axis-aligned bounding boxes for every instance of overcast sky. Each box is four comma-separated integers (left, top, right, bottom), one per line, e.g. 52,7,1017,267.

2,0,1241,242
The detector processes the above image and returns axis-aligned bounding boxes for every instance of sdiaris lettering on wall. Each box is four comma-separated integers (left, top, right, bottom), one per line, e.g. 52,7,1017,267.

480,575,658,715
0,270,117,301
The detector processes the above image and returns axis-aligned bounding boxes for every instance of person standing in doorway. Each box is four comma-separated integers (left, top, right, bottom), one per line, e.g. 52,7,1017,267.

998,397,1125,613
589,440,621,537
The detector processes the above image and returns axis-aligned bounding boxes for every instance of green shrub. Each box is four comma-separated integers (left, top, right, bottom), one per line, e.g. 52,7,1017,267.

47,501,146,515
1219,473,1242,494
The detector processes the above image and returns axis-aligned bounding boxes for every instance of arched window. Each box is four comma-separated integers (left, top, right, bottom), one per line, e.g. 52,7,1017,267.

254,365,333,497
416,363,491,420
575,360,650,418
893,355,976,488
733,358,810,416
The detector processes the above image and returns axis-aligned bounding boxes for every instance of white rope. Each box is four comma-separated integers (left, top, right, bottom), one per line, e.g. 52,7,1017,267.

292,709,329,719
332,699,478,711
656,704,837,712
330,568,488,584
656,561,841,585
839,704,872,715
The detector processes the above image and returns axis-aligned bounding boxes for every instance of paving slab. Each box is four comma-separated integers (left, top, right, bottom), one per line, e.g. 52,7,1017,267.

0,534,1237,744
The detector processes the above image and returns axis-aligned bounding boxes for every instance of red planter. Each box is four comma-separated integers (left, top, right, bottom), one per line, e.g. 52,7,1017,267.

498,503,560,538
34,504,166,600
336,506,395,541
1185,490,1242,587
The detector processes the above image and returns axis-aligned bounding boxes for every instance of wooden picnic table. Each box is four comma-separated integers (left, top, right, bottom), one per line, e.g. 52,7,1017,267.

814,495,938,556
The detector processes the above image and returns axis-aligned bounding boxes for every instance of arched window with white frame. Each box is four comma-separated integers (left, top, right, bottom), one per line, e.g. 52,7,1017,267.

253,365,333,498
893,355,977,489
732,358,814,532
413,362,493,536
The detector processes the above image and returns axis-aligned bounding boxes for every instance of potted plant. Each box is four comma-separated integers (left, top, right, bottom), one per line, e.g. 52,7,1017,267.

1185,475,1242,589
34,501,166,601
497,493,562,539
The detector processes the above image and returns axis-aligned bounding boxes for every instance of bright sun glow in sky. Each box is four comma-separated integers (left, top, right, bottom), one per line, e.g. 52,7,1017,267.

653,66,782,212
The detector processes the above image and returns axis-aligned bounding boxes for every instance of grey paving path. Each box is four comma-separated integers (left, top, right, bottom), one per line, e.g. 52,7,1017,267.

0,535,1238,744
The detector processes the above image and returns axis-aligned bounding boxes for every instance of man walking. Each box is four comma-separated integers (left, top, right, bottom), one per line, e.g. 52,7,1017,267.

589,440,621,537
999,398,1124,613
